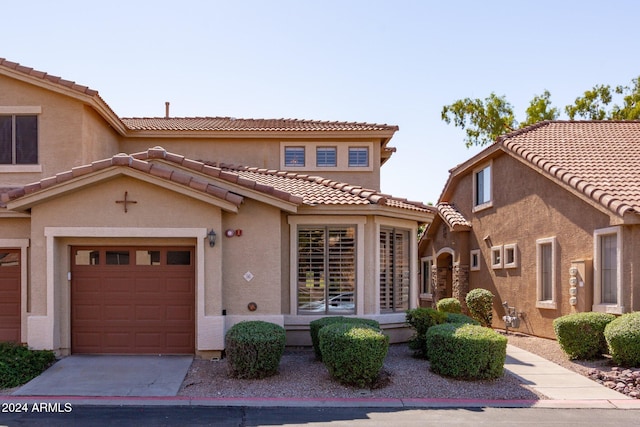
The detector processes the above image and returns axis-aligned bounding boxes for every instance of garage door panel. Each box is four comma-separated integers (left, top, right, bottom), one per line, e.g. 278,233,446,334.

104,304,134,321
71,246,194,354
135,305,164,321
73,304,102,321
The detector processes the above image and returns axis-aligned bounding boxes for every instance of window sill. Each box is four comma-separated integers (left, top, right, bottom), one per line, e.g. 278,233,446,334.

536,301,557,310
0,165,42,173
592,304,625,315
472,201,493,213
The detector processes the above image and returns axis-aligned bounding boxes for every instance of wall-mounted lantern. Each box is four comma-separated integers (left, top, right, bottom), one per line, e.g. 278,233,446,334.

207,229,217,247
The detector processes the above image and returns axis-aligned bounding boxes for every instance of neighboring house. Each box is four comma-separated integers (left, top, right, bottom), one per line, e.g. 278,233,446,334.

0,58,434,357
420,120,640,339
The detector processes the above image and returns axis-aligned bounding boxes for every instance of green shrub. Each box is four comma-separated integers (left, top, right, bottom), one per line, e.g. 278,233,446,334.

0,342,56,389
445,312,480,326
437,297,462,314
309,317,380,361
465,288,494,327
553,312,615,360
225,321,286,379
319,323,389,388
604,312,640,367
405,307,447,358
426,323,507,380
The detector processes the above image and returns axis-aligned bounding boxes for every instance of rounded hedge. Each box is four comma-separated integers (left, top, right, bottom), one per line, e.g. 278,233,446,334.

319,323,389,388
437,298,462,314
445,312,480,326
225,321,286,379
604,312,640,367
465,288,494,327
309,316,380,361
553,312,616,360
405,307,447,358
426,323,507,380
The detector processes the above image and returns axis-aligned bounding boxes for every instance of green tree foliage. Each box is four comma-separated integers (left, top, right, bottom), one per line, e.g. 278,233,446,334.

441,93,516,147
442,76,640,147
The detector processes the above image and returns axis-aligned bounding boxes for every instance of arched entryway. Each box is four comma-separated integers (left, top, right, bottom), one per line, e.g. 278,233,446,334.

434,249,453,302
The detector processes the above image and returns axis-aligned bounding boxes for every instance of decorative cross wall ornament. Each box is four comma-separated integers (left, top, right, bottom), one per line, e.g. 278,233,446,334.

115,191,137,213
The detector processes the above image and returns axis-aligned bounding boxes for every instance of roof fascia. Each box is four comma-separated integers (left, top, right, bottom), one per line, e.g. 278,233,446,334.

0,68,127,135
296,204,435,223
6,167,239,213
439,143,503,202
123,129,397,140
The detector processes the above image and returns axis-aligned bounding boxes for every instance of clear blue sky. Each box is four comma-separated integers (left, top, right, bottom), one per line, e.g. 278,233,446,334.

3,0,639,203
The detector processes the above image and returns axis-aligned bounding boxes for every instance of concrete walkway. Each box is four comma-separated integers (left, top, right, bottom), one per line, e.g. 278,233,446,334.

3,346,640,409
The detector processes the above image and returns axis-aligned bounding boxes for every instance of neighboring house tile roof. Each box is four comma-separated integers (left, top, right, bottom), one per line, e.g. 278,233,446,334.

437,203,472,230
121,117,399,132
1,148,432,215
498,121,640,218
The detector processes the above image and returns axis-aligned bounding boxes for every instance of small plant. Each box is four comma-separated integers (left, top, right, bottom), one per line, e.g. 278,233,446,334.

319,323,389,388
604,312,640,367
465,288,494,327
445,312,480,326
225,321,286,379
553,312,615,360
0,342,56,389
309,317,380,361
436,297,462,314
405,307,447,358
426,323,507,380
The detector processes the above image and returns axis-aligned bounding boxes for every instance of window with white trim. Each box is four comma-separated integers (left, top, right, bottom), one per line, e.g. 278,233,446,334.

284,146,305,167
594,227,623,312
296,226,356,315
348,147,369,167
470,249,481,271
421,257,433,294
316,147,337,167
380,227,410,312
473,163,492,210
0,114,38,164
491,246,503,269
536,237,556,308
504,243,518,269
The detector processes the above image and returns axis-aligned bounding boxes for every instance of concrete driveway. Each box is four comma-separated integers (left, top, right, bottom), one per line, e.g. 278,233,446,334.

13,355,193,397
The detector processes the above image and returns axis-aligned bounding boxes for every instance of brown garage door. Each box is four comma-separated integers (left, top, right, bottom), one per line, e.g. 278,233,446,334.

71,246,195,354
0,249,21,343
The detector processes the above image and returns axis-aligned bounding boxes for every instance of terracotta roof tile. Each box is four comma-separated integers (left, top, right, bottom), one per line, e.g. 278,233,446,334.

120,117,399,133
0,147,432,216
437,203,472,230
499,121,640,217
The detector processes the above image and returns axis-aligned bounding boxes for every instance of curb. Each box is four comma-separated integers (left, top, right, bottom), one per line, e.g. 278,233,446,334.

2,395,640,409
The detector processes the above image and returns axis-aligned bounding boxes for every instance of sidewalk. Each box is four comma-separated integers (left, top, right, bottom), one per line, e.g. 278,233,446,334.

2,345,640,409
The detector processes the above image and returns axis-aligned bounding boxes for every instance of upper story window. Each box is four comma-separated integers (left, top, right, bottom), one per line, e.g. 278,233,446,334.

0,114,38,165
473,163,492,210
284,146,305,167
316,147,337,167
348,147,369,167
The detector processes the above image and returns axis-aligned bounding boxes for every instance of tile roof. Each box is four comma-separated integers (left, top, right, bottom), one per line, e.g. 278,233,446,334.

498,121,640,218
437,203,471,230
0,58,98,97
1,147,432,215
121,117,399,133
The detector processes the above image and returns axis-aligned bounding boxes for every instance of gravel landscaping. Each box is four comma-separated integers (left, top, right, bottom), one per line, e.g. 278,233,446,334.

178,331,636,401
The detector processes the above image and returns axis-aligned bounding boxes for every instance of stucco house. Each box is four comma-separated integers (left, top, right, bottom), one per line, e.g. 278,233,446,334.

0,58,434,357
420,120,640,339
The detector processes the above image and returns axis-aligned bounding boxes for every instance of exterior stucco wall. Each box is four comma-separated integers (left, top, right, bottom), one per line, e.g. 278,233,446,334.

427,153,616,339
120,137,381,191
0,76,119,186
